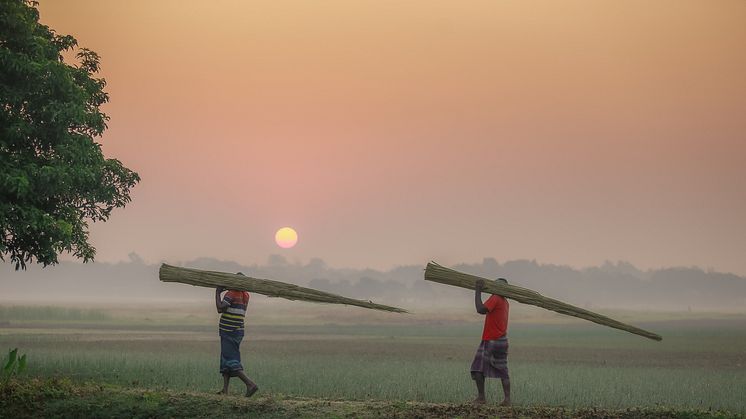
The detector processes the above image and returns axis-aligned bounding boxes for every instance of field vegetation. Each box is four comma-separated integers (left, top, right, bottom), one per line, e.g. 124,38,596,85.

1,303,744,417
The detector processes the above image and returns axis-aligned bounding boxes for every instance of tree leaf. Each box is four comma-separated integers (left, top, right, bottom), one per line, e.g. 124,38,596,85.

0,0,139,270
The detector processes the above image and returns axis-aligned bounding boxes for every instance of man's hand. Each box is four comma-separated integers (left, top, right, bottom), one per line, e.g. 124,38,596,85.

475,279,485,291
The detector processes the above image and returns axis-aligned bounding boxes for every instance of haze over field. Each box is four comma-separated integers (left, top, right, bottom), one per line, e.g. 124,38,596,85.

27,0,746,276
3,256,745,312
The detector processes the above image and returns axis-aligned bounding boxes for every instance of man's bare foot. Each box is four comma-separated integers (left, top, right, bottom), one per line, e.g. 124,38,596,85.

499,399,511,407
245,385,259,398
472,397,486,405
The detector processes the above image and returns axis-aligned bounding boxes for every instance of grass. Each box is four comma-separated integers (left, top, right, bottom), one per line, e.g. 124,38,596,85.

1,304,745,416
13,342,746,412
0,379,740,418
0,305,111,322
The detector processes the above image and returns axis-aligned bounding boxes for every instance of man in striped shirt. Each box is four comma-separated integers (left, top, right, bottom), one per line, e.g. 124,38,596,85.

215,276,258,397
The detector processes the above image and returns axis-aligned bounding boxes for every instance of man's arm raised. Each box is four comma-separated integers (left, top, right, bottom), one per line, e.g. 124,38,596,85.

216,287,230,313
475,279,488,315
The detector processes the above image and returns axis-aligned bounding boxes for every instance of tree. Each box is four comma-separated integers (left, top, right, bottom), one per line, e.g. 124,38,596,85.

0,0,140,269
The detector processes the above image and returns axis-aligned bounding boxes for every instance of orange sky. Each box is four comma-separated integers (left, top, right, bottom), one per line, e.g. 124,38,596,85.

37,1,746,273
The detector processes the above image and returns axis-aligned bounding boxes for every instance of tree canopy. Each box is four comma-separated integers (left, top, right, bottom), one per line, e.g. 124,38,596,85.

1,0,140,269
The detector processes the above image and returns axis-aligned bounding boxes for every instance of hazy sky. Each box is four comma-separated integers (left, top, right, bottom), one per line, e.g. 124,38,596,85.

36,1,746,274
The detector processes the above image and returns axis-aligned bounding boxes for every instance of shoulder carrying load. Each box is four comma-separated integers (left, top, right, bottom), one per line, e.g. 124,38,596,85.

160,264,408,314
424,262,661,341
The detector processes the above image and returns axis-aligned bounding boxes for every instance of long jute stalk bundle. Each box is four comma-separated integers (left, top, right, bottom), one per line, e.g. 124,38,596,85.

159,264,408,314
425,262,661,341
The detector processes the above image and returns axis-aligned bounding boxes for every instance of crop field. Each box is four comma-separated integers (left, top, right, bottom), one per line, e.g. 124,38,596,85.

1,303,745,417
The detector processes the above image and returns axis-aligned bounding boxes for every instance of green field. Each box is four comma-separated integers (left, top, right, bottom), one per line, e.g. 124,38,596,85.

1,304,745,417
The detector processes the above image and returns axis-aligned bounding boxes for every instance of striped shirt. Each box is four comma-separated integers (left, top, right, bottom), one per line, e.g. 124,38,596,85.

219,290,250,332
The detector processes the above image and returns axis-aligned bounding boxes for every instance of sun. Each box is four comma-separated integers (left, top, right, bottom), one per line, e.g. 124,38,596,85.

274,227,298,249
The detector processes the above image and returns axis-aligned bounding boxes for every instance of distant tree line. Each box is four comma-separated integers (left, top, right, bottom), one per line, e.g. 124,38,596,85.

3,255,745,311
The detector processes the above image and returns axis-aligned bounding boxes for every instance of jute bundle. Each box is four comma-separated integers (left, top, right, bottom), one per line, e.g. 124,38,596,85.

424,262,661,341
159,264,408,313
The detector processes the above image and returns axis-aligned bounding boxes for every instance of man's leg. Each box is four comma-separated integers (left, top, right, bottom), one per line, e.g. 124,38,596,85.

472,372,486,404
499,377,511,406
235,371,259,397
218,373,230,394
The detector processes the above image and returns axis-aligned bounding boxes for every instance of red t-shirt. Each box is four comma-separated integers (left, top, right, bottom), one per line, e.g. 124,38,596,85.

482,294,509,340
223,290,250,306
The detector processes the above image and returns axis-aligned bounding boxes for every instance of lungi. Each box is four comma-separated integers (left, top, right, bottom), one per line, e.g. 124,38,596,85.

219,328,245,376
470,336,509,379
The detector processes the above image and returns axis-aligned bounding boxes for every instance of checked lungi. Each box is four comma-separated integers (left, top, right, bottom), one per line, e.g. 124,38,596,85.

470,336,509,379
219,328,245,376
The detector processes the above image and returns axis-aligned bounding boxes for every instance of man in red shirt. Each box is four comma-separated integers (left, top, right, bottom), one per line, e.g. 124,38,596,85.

470,278,510,406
